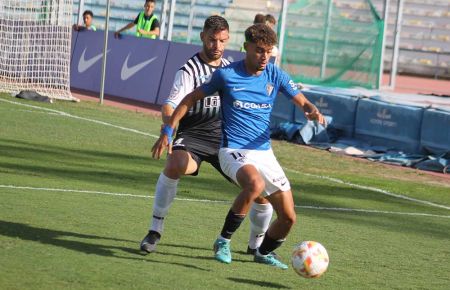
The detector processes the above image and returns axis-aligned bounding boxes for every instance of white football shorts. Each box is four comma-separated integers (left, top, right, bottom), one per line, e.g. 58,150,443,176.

219,147,291,196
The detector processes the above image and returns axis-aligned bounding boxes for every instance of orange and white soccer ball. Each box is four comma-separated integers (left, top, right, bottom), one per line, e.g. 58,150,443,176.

291,241,329,278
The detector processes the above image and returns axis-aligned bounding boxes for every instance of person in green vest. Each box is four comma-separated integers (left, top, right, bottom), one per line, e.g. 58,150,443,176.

73,10,97,32
114,0,160,39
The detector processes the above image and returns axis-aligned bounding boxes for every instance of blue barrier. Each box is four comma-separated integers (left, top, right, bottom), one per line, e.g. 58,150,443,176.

420,108,450,154
298,90,359,137
354,98,425,153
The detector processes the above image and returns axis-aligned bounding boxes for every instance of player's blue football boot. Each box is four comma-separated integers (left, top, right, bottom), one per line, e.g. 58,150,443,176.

254,252,288,270
213,239,231,264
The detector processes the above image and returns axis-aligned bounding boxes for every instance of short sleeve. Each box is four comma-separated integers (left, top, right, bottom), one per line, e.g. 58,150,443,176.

151,18,160,30
133,14,140,24
278,69,299,100
200,69,223,96
164,70,194,108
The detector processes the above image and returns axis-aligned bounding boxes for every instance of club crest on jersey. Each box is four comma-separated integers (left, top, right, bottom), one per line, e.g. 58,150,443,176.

266,83,274,96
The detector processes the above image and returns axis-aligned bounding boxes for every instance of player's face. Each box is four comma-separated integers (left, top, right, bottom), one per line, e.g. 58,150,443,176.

83,15,92,27
201,29,229,61
144,2,155,16
245,41,273,72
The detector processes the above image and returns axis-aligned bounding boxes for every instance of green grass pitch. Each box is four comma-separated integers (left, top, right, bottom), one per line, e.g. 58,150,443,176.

0,94,449,289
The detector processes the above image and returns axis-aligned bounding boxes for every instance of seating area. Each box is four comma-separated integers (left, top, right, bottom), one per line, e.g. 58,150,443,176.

71,0,449,79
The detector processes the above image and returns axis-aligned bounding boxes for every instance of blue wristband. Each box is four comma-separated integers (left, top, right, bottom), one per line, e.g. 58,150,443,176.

162,125,174,144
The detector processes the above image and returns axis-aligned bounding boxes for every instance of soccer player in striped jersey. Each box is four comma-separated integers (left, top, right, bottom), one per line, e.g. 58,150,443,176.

152,24,325,269
141,16,274,255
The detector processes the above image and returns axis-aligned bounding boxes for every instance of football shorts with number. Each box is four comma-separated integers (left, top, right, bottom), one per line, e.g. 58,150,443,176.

218,147,290,195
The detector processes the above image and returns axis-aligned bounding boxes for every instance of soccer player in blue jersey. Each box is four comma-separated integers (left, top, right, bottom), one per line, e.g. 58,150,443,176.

152,24,324,269
141,16,274,256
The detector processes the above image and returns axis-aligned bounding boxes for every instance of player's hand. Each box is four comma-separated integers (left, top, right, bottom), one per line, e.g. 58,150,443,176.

138,29,146,35
151,125,174,159
305,109,326,125
151,134,172,159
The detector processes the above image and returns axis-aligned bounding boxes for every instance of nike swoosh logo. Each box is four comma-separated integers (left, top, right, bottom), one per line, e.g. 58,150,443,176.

78,48,110,73
233,87,246,91
121,54,157,81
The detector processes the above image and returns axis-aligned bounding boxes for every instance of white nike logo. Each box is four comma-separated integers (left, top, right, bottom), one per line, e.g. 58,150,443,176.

121,54,157,81
233,87,246,91
78,48,110,73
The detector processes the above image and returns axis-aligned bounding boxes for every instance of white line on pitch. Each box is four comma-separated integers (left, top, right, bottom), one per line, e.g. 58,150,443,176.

1,97,449,211
285,169,450,211
1,184,449,219
0,97,159,138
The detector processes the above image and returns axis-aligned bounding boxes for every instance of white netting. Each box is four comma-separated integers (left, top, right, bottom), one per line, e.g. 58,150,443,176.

0,0,76,101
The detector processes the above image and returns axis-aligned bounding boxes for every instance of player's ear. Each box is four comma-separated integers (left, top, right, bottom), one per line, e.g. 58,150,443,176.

200,31,205,42
243,41,248,51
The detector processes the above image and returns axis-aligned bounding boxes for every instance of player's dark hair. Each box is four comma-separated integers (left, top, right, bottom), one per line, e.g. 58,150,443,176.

203,15,229,33
253,13,266,24
245,23,277,46
83,10,94,18
265,14,276,25
145,0,155,4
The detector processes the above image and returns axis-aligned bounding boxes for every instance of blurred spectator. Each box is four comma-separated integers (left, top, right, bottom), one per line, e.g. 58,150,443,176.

242,13,279,60
253,13,266,24
265,14,276,30
73,10,96,32
114,0,160,39
265,14,279,59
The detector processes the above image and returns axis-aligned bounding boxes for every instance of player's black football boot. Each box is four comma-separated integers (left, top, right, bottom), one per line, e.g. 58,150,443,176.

140,230,161,254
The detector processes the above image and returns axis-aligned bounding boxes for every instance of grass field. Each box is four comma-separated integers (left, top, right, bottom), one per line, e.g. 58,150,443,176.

1,94,449,290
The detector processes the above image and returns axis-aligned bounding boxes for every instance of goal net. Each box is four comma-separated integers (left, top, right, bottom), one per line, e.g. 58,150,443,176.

0,0,76,101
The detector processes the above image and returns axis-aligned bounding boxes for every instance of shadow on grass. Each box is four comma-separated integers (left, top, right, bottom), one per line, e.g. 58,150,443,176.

0,220,210,271
227,277,290,289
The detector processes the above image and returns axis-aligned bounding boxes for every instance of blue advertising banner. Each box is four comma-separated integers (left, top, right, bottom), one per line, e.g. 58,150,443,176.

105,34,169,103
355,98,424,153
71,31,169,103
420,108,450,154
298,90,360,137
70,30,108,93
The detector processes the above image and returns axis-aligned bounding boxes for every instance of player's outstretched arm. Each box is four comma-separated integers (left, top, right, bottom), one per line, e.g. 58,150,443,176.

291,92,325,124
151,88,207,159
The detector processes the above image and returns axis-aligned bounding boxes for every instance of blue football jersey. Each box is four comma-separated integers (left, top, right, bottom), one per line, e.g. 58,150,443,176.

201,60,299,150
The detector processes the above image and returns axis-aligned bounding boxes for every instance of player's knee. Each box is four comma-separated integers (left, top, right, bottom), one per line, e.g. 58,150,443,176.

164,160,184,178
280,211,296,229
244,176,265,195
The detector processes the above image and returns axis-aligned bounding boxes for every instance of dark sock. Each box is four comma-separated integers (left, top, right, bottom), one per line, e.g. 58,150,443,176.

220,209,245,239
258,234,285,255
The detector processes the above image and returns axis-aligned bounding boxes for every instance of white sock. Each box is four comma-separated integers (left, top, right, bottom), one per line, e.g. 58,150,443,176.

248,202,273,249
150,173,179,234
218,235,231,242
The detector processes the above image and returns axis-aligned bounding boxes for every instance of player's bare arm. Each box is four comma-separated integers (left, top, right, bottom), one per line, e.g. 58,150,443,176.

291,92,325,124
138,27,160,37
161,104,174,124
151,87,207,159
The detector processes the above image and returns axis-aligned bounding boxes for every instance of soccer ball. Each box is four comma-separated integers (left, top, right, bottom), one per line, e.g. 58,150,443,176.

291,241,329,278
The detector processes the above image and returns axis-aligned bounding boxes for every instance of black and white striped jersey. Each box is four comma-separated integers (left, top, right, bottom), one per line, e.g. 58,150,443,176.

165,53,230,139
